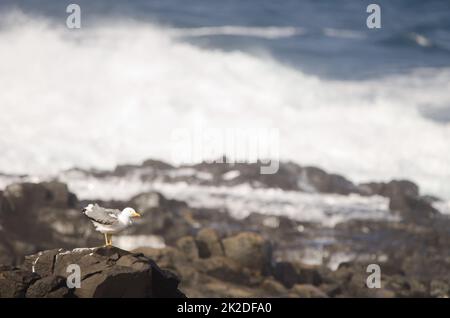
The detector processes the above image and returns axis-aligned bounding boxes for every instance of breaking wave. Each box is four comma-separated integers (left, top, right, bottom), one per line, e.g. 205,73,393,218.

0,11,449,198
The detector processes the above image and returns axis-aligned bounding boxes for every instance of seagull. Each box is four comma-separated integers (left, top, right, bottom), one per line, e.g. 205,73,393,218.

82,203,141,246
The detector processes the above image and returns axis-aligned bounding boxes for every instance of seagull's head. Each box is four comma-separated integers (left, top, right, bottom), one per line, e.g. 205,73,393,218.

121,207,141,219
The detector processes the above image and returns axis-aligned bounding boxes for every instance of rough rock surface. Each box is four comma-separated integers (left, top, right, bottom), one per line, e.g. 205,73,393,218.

0,246,184,298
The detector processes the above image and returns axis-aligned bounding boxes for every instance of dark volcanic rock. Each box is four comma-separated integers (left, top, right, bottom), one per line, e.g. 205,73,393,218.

3,246,185,298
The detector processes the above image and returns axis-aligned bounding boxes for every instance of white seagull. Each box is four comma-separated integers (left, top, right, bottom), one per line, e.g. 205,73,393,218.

82,203,141,246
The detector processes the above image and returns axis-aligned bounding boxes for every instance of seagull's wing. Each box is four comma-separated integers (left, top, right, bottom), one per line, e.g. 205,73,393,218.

83,204,120,225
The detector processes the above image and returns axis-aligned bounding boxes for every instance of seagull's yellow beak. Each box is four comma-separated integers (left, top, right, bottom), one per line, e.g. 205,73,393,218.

131,212,141,218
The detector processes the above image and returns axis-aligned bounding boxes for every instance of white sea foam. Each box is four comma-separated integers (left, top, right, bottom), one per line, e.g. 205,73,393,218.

0,11,449,199
169,26,306,39
222,170,241,180
433,201,450,215
408,33,433,47
323,28,365,39
115,235,165,250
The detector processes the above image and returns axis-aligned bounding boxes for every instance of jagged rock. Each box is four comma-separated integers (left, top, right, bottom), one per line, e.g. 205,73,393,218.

76,266,151,298
14,246,185,298
222,232,272,274
196,228,224,258
23,249,60,277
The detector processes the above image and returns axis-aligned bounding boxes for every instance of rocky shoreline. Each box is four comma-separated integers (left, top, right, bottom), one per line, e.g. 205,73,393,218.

0,160,449,297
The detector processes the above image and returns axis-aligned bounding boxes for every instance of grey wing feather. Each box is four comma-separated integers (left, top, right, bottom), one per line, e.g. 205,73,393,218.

83,204,120,225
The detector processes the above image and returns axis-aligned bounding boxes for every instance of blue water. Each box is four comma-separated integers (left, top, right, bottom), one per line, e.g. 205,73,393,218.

2,0,450,79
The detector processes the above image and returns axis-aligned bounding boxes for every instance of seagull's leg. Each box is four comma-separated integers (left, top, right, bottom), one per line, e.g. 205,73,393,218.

104,233,109,246
105,234,112,246
109,234,113,246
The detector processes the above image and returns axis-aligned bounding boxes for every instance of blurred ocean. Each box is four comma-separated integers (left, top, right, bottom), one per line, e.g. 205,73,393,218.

0,0,449,198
